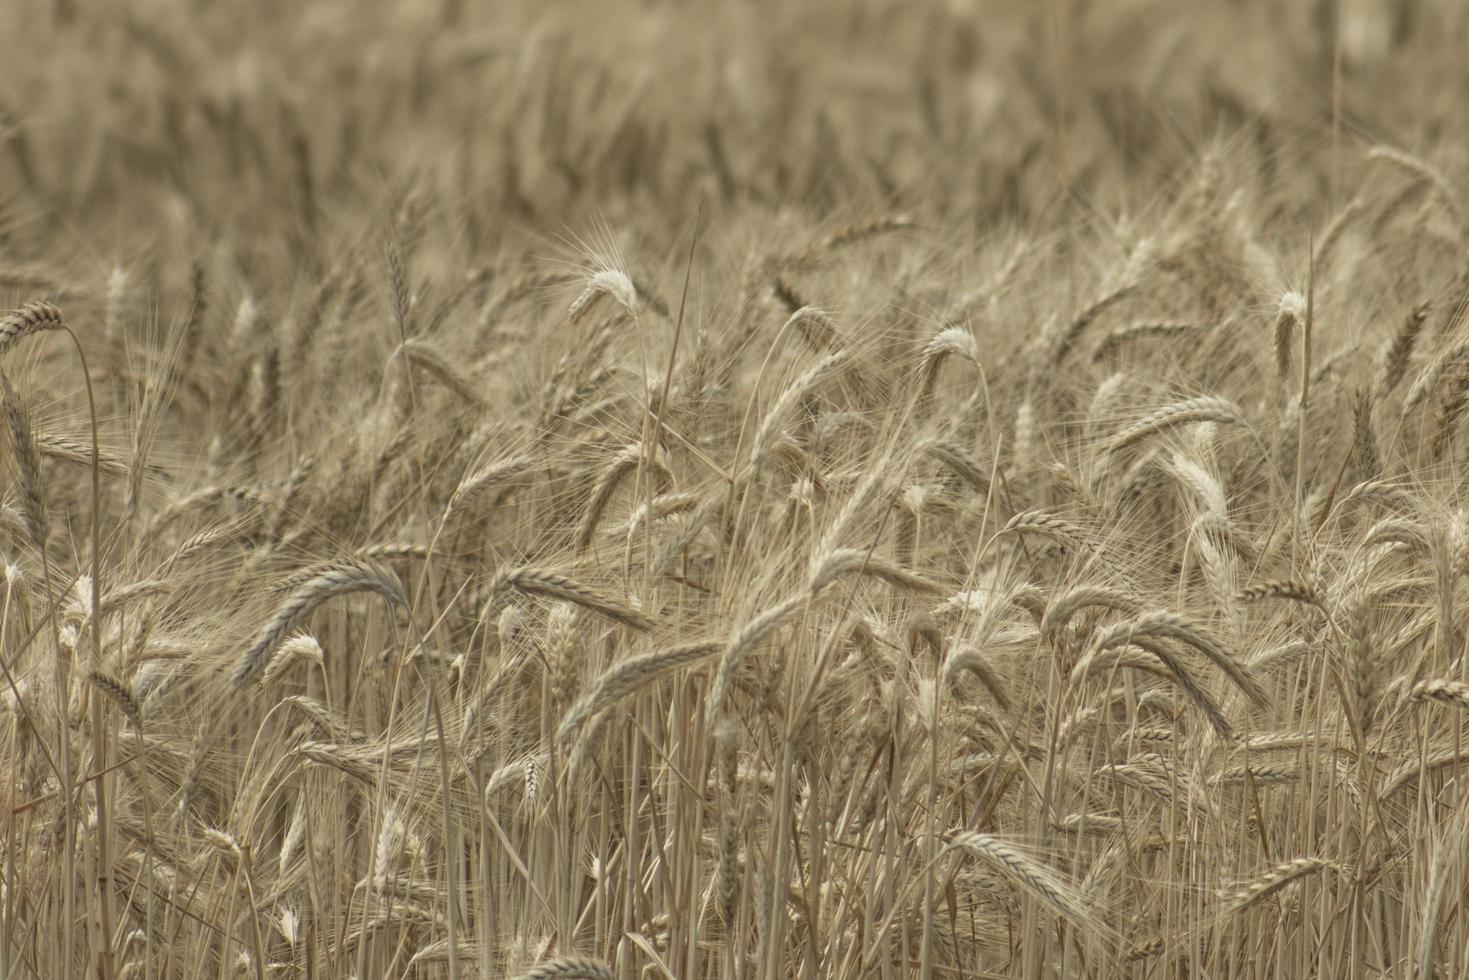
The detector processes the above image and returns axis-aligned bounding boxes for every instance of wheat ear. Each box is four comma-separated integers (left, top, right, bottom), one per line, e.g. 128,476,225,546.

557,639,722,745
1219,857,1336,913
945,832,1102,936
0,300,64,357
516,957,616,980
1410,679,1469,709
486,567,654,632
87,670,141,727
233,560,408,687
1105,395,1243,458
809,547,944,596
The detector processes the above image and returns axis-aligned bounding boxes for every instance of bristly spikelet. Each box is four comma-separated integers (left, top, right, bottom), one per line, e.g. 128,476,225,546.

941,643,1012,711
103,267,128,344
808,547,944,596
448,454,536,516
202,827,243,864
1093,319,1196,361
259,631,326,687
575,441,671,552
1086,609,1269,707
770,272,809,314
749,350,848,469
1051,267,1143,366
1432,361,1469,459
557,639,721,747
997,509,1091,552
788,214,914,267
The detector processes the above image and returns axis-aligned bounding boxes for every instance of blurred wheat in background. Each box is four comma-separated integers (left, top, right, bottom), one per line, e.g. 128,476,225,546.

3,0,1469,976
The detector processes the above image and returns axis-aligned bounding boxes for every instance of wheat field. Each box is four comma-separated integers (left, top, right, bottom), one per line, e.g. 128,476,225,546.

3,0,1469,977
